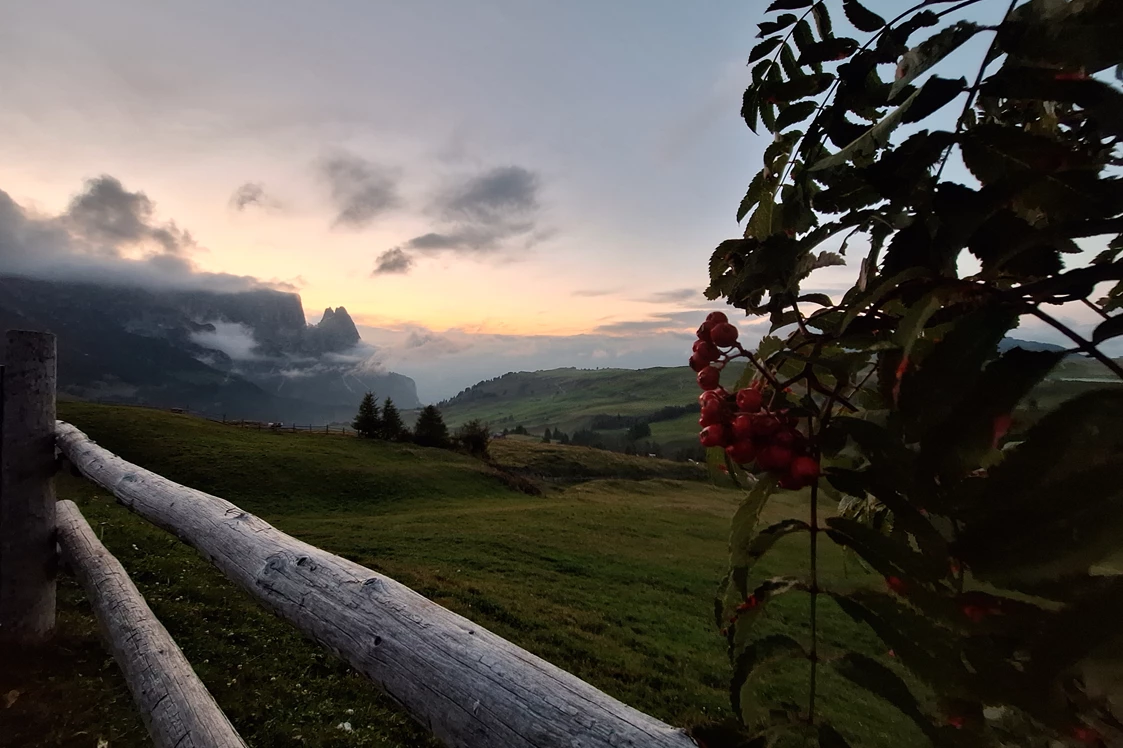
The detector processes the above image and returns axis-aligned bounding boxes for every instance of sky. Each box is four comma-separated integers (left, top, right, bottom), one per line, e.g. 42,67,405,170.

0,1,1115,401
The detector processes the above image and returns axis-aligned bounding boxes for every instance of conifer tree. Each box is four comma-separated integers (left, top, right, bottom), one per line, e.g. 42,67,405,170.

352,392,381,438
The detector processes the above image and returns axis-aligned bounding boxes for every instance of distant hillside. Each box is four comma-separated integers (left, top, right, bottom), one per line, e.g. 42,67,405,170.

436,366,698,433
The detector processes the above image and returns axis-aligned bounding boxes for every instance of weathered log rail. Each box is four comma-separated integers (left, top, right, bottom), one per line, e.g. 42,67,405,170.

55,500,246,748
2,330,698,748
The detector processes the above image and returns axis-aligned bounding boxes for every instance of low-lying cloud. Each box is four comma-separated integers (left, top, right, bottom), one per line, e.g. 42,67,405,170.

0,177,279,292
189,321,263,361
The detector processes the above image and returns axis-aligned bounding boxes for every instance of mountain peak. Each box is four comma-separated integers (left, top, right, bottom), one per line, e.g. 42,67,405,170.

307,305,359,352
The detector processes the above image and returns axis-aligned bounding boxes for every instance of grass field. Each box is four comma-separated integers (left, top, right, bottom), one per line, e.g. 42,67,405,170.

2,402,928,748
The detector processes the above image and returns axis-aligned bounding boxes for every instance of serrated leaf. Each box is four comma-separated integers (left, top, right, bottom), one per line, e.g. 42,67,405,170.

729,477,778,588
706,444,728,482
812,1,833,39
898,303,1017,441
741,86,760,134
837,266,930,334
1092,313,1123,344
890,22,982,100
818,723,853,748
749,37,784,64
798,37,859,66
759,13,799,37
737,519,811,568
810,86,923,170
891,288,943,363
843,0,885,32
835,653,936,737
737,172,767,223
798,292,833,306
957,391,1123,583
900,76,966,124
767,0,813,9
775,100,818,131
747,190,778,239
731,634,806,723
826,516,947,584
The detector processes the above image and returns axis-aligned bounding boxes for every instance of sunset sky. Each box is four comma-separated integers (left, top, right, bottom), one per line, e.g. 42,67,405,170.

0,1,1113,399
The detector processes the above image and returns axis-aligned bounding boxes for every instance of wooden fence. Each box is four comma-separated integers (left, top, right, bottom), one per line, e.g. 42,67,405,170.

0,331,697,748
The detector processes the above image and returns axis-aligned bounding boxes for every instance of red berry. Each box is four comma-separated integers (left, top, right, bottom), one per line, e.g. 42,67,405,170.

700,401,726,427
789,456,820,487
731,414,754,440
710,322,739,348
735,388,763,413
692,340,720,362
700,424,730,448
699,388,727,407
735,594,758,612
696,323,712,343
688,353,708,372
886,576,908,595
705,311,729,327
726,439,757,465
751,414,780,438
756,444,793,472
961,604,988,624
697,366,721,390
947,716,965,729
1072,726,1101,744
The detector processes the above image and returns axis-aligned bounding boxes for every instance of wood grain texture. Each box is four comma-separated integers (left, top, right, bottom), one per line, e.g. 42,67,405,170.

0,330,57,644
55,421,697,748
56,500,246,748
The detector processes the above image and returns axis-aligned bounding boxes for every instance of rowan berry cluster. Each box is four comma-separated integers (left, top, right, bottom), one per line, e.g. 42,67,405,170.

692,311,820,489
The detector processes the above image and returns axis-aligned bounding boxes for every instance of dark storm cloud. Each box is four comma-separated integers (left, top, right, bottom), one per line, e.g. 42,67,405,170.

372,247,414,275
63,175,194,254
374,165,547,275
229,182,282,212
319,153,401,229
0,178,282,292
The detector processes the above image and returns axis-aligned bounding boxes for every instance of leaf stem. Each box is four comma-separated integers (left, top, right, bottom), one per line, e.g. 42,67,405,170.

807,411,821,725
1027,307,1123,381
932,0,1018,182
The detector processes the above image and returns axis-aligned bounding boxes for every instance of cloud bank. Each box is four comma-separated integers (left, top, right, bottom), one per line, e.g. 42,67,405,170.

319,152,401,229
0,175,282,292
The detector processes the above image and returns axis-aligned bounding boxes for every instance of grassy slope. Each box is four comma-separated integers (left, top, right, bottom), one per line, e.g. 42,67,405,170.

435,366,698,433
2,402,925,748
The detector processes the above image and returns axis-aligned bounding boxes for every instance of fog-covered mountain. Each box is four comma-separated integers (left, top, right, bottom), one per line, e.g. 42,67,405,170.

0,275,419,421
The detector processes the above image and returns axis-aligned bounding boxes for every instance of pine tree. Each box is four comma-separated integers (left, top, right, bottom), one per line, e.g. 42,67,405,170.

352,392,381,438
557,431,570,445
541,427,552,443
413,405,450,448
380,397,405,440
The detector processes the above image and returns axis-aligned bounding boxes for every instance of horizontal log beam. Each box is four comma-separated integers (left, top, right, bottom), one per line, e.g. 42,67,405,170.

55,422,697,748
55,499,245,748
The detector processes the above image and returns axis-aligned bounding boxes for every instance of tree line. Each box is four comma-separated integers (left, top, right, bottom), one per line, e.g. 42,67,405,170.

352,392,490,457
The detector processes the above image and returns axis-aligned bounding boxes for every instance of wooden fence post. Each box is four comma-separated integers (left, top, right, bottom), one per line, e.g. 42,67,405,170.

0,330,58,645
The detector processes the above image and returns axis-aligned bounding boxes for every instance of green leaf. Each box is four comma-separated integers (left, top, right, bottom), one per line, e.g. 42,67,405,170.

834,653,936,737
798,292,833,306
818,723,853,748
890,288,943,364
843,0,885,32
731,634,807,723
706,445,728,482
767,0,813,9
957,391,1123,583
810,86,923,171
747,190,778,239
749,37,783,64
898,303,1017,442
812,1,833,39
729,477,778,588
918,347,1062,485
775,100,818,131
890,22,982,100
737,172,768,223
837,266,930,334
736,519,811,568
1092,314,1123,344
741,86,760,134
825,516,947,584
900,76,966,124
759,13,798,37
798,37,859,66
